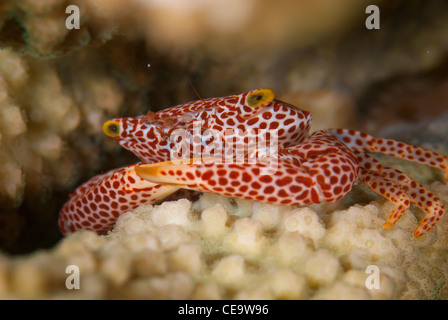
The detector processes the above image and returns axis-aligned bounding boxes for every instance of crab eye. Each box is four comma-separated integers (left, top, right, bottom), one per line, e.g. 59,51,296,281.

103,120,121,137
247,88,275,107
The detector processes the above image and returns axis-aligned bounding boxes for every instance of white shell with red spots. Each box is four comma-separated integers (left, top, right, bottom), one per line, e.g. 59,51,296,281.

59,89,448,238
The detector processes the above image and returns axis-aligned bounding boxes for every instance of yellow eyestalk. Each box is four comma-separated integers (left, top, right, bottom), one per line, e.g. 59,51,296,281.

247,88,275,107
103,120,121,137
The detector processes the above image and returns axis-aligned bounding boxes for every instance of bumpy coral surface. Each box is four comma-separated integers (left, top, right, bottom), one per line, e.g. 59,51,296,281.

0,46,128,252
0,173,447,300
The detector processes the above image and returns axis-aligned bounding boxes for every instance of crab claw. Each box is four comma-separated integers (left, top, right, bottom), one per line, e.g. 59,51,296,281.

134,158,217,187
58,164,181,235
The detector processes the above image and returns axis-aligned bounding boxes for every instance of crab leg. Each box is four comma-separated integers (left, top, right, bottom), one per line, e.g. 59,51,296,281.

357,168,411,228
326,128,448,182
354,151,445,236
135,131,359,206
383,168,445,237
58,165,180,235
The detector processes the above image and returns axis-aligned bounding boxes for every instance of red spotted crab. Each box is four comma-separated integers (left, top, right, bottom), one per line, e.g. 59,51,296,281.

59,88,448,237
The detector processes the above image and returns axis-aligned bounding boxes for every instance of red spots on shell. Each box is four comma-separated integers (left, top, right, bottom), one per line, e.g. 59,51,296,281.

231,180,240,187
276,113,286,120
146,130,156,140
229,171,239,179
290,185,303,193
294,176,313,187
310,189,319,202
262,112,273,120
251,182,262,189
202,170,213,180
264,186,275,194
276,176,293,187
242,172,252,183
278,189,289,198
330,176,339,184
278,128,286,137
217,169,227,176
260,175,273,183
294,190,308,201
247,118,259,126
243,106,252,113
99,211,110,218
288,126,297,134
112,211,120,218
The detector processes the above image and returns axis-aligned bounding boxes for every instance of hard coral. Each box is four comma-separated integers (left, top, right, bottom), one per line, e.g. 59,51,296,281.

0,46,126,252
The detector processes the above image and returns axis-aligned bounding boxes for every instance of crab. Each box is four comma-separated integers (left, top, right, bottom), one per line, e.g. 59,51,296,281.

58,88,448,237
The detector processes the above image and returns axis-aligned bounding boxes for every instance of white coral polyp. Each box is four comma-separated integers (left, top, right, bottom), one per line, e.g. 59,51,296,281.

151,199,194,227
223,218,267,258
282,207,326,243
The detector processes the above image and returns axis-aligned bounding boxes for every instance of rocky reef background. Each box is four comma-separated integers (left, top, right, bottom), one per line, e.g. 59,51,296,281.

0,0,448,299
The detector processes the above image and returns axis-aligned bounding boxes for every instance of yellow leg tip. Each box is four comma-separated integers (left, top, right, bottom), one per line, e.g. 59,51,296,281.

413,230,423,238
383,220,395,229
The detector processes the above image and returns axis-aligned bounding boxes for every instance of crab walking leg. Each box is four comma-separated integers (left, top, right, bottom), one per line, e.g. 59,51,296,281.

379,167,445,237
135,131,360,206
326,129,448,182
58,165,180,235
354,152,411,228
355,151,445,236
357,168,411,228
